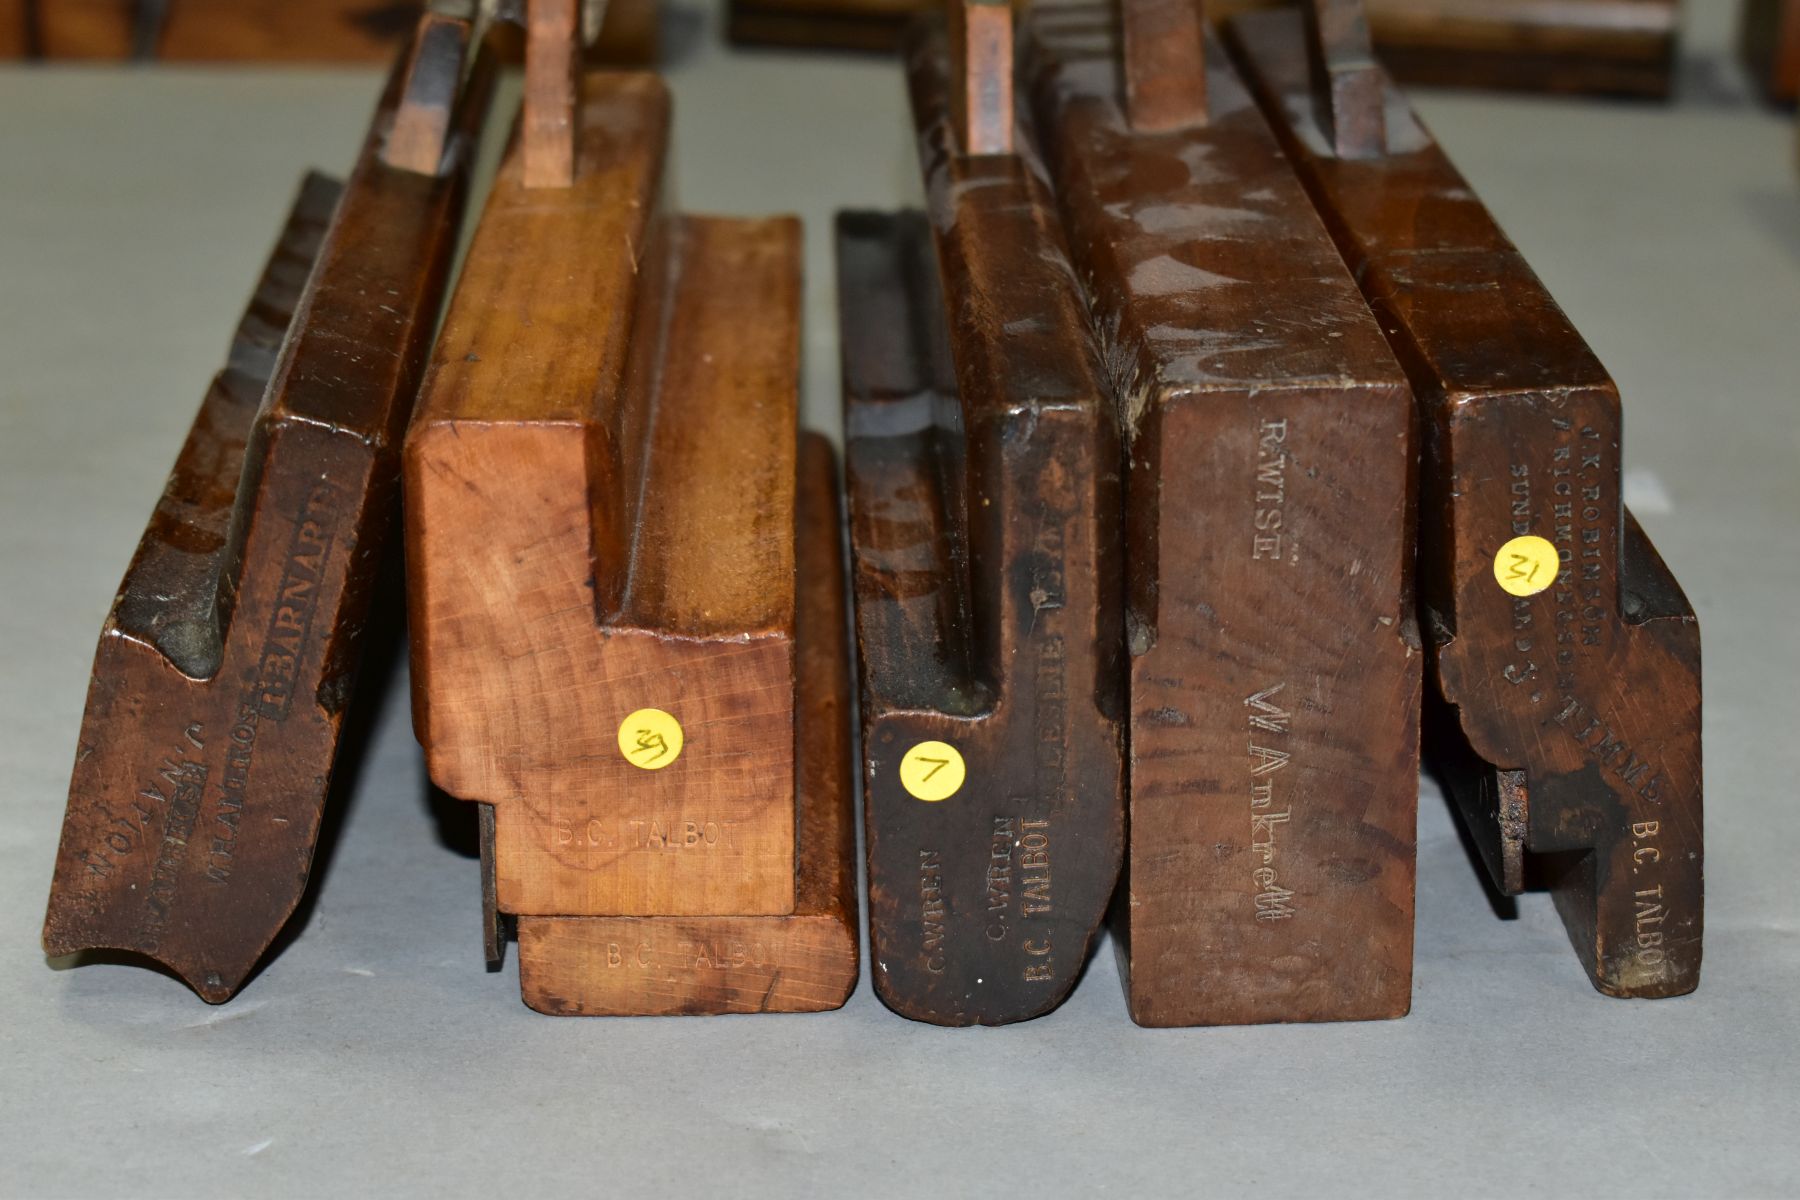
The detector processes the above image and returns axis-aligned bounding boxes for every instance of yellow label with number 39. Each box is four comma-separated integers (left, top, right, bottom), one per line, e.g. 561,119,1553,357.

1493,535,1560,598
618,708,683,770
900,740,965,802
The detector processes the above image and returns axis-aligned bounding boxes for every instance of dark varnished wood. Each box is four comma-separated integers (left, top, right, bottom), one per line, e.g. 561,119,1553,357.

1352,0,1677,98
2,0,22,56
726,0,913,52
1231,7,1702,998
1741,0,1800,104
1304,0,1384,158
386,13,473,175
727,0,1674,99
839,22,1126,1027
1023,0,1420,1026
15,0,659,64
948,0,1013,154
1120,0,1208,131
41,23,492,1003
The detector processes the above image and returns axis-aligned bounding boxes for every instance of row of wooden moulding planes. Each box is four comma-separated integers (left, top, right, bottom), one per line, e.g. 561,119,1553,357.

41,0,1702,1026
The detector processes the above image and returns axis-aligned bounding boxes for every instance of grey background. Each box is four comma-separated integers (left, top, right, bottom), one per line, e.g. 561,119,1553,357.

3,1,1797,1195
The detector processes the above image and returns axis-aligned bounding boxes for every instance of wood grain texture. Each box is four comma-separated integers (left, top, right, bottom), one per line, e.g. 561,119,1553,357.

384,13,472,175
19,0,658,63
1121,0,1208,132
841,21,1125,1027
407,74,805,922
1741,0,1800,103
1,0,22,56
1305,0,1384,157
949,0,1013,155
1231,8,1701,999
514,435,859,1016
1024,1,1419,1026
1355,0,1677,97
525,0,580,188
725,0,1674,98
41,27,490,1002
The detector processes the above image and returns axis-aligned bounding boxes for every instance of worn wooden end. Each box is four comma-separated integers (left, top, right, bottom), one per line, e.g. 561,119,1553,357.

1120,0,1208,130
407,73,805,937
841,20,1126,1029
1303,0,1384,157
513,436,858,1016
41,21,491,1002
725,0,916,51
1203,0,1676,97
1353,0,1677,98
1231,8,1702,999
1025,2,1420,1027
948,0,1014,154
15,0,659,65
1741,0,1800,103
525,0,581,186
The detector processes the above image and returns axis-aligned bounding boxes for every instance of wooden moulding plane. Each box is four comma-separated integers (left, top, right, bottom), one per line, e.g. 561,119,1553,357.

1260,0,1680,99
40,14,494,1002
839,1,1126,1026
727,0,1678,100
10,0,659,66
1020,0,1421,1026
1230,0,1702,998
406,0,856,1016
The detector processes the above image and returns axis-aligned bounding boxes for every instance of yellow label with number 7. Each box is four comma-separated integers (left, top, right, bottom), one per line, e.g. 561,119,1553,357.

900,740,965,802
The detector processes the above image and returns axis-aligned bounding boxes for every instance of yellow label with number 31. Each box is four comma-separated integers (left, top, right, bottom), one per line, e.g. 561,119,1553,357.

1493,535,1560,598
900,740,965,802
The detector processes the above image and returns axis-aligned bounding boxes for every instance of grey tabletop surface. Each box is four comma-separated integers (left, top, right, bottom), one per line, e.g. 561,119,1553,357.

3,2,1797,1196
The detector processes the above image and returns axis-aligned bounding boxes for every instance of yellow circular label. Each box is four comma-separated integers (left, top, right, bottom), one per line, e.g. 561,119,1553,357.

1493,535,1560,598
618,708,683,770
900,740,965,802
